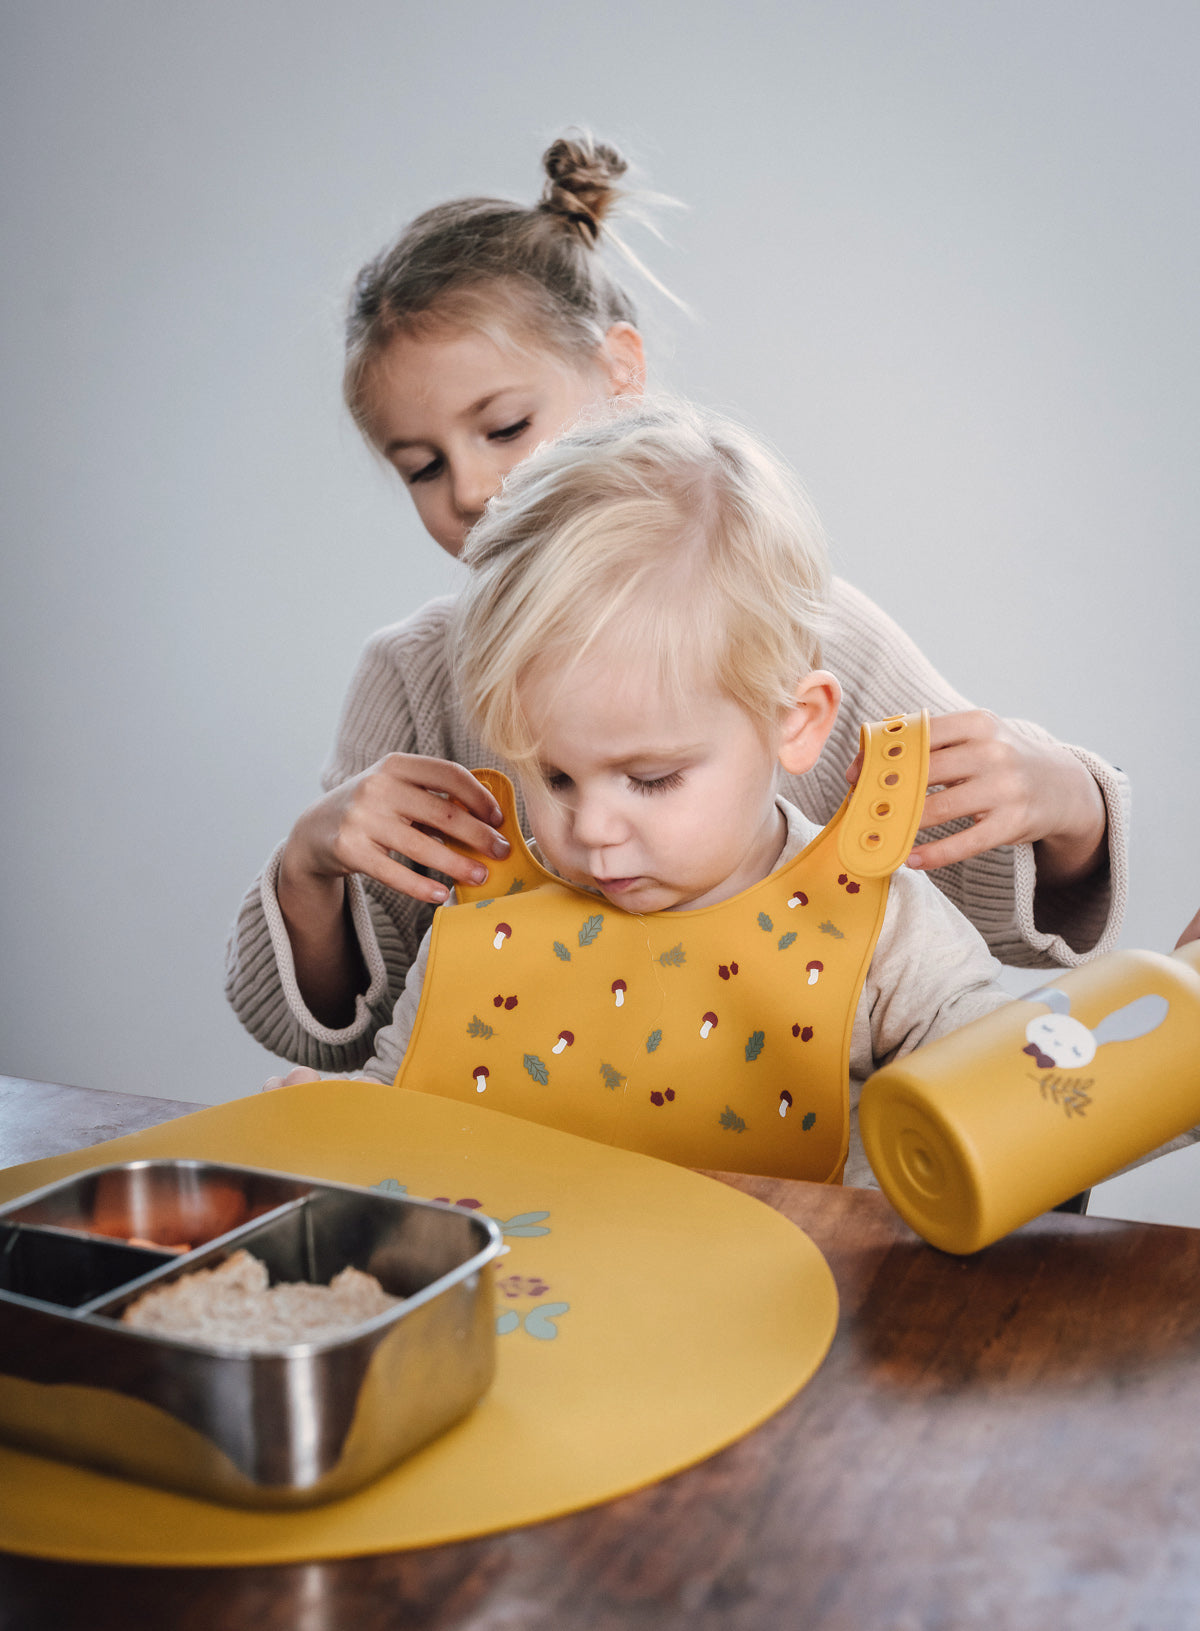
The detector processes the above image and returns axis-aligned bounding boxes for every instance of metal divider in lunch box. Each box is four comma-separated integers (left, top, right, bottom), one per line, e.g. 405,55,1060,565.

0,1161,503,1506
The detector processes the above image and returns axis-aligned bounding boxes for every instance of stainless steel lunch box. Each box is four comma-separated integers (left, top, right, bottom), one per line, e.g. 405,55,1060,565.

0,1159,502,1507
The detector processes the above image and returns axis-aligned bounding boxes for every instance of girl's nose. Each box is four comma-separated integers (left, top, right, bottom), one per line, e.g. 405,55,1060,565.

450,455,501,523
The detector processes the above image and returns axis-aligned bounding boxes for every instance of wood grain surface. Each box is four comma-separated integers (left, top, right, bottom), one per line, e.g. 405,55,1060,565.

3,1082,1199,1631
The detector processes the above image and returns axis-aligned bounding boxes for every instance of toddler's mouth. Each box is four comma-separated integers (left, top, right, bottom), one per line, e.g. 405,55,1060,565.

595,876,638,892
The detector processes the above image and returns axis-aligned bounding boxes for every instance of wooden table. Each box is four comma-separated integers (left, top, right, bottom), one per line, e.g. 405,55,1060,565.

3,1077,1199,1631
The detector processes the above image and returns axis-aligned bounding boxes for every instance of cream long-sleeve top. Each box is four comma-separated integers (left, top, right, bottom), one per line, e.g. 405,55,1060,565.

226,578,1130,1073
361,798,1014,1189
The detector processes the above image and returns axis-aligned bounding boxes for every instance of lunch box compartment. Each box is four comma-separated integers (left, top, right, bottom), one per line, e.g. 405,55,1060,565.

0,1222,174,1309
4,1160,313,1251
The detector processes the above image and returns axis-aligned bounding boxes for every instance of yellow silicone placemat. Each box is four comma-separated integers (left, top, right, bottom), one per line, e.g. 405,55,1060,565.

0,1081,837,1566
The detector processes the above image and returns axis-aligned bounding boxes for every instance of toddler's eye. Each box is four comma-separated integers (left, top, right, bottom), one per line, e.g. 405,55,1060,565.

489,418,532,443
631,771,684,796
546,770,573,793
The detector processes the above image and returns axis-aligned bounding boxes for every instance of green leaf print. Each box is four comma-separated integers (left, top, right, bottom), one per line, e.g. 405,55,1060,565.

745,1031,765,1062
758,912,774,932
505,877,525,895
370,1178,408,1196
579,913,604,946
524,1053,550,1085
719,1106,747,1133
523,1302,570,1340
646,1029,663,1054
599,1062,626,1090
467,1015,494,1039
802,1111,816,1131
553,941,572,962
473,899,495,910
819,920,845,940
657,943,686,967
495,1210,551,1237
777,931,797,952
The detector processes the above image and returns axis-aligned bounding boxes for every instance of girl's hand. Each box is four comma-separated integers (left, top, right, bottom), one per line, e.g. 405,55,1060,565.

280,755,510,909
847,710,1108,884
1176,908,1200,950
262,1066,322,1093
276,756,510,1028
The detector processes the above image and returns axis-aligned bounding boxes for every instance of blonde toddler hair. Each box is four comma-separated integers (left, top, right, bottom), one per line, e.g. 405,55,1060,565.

454,397,831,775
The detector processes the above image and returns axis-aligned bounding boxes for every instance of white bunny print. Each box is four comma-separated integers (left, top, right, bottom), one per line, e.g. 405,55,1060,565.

1021,986,1169,1071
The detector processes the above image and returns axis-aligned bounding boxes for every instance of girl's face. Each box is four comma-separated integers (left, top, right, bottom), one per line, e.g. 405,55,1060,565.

362,323,644,557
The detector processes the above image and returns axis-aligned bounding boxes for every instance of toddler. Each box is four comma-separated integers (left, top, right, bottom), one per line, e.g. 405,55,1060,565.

361,399,1012,1185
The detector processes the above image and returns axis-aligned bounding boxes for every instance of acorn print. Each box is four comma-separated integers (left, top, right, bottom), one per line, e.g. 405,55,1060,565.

493,922,512,950
837,873,861,895
791,1023,814,1042
472,1066,489,1093
787,891,808,909
700,1011,718,1040
718,961,740,981
779,1090,793,1118
612,979,627,1007
806,960,824,987
552,1029,575,1056
649,1088,676,1107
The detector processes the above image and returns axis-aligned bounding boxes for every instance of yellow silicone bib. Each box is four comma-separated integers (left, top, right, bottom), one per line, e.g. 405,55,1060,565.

399,713,929,1180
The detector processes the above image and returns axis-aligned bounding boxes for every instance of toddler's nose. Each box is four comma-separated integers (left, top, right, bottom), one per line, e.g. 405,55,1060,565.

572,791,625,851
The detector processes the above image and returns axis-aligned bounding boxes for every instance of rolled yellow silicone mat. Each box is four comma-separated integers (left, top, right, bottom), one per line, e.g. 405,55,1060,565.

0,1081,837,1566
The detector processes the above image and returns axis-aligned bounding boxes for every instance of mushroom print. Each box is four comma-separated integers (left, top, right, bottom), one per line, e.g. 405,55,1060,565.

806,960,824,987
787,891,808,909
779,1090,793,1118
493,923,512,950
700,1011,718,1040
612,979,627,1008
472,1066,489,1093
552,1029,575,1056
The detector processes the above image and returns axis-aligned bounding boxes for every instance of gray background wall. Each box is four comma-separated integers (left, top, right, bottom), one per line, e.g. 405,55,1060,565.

3,0,1197,1204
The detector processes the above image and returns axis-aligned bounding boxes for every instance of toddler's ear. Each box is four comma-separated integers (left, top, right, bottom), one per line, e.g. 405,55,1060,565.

778,670,841,776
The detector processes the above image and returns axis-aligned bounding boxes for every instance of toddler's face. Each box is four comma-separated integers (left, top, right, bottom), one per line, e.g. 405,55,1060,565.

519,651,787,914
362,326,621,557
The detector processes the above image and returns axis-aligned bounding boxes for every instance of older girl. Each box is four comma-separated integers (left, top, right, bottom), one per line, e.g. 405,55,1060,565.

227,135,1126,1073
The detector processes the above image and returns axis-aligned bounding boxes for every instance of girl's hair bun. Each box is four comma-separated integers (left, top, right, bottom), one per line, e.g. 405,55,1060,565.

539,134,628,244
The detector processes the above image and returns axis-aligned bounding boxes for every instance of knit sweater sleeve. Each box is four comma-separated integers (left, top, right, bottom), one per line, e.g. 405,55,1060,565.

780,577,1129,968
223,596,492,1070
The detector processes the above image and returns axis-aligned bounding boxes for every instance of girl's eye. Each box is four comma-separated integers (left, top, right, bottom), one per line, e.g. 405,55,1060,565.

406,455,443,485
546,771,573,793
489,417,532,443
631,771,684,796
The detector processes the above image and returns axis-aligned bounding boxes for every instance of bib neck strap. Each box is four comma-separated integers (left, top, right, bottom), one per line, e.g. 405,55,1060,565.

835,711,930,879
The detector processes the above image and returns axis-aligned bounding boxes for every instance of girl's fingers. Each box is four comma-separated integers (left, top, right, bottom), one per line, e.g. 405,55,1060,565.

382,757,505,825
907,819,1001,872
353,842,492,905
262,1067,322,1093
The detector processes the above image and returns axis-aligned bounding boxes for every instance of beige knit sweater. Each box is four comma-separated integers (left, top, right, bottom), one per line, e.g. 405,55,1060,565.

225,578,1130,1070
